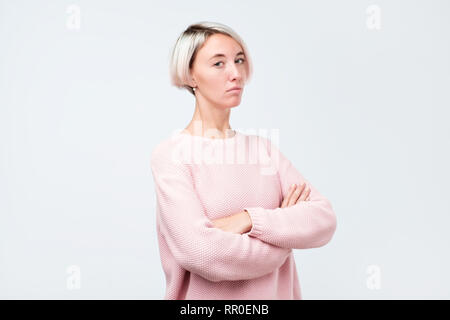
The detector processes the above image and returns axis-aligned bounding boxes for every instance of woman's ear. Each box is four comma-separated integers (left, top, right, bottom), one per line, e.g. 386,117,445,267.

190,78,197,89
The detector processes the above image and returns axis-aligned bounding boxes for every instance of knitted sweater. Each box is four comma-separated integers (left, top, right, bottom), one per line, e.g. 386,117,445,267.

150,130,337,299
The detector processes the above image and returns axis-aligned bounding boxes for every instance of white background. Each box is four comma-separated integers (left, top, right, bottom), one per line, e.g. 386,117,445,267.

1,0,449,299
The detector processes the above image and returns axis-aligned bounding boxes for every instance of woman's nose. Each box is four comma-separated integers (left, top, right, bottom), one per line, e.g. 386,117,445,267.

229,64,242,80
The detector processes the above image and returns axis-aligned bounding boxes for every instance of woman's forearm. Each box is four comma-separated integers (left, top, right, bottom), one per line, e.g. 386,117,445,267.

212,184,311,235
212,211,252,234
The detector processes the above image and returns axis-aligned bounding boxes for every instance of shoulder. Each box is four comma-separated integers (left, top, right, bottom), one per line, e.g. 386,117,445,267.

150,131,189,169
151,138,171,164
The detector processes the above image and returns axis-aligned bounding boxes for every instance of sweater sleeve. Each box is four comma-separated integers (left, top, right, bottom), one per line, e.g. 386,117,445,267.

150,145,292,283
243,137,337,249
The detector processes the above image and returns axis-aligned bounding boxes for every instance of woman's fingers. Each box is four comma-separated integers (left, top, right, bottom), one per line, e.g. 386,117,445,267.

287,183,305,207
298,186,311,202
281,183,312,208
281,184,296,208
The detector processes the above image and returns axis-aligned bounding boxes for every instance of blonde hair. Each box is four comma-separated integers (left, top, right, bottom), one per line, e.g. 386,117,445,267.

169,21,253,96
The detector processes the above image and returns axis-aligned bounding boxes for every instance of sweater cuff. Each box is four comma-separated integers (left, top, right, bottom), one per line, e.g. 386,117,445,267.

243,207,264,238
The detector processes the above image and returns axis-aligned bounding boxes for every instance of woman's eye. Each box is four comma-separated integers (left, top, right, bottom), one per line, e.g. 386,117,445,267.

214,58,245,67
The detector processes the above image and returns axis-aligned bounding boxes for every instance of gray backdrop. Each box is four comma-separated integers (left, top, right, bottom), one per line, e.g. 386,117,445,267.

1,0,449,299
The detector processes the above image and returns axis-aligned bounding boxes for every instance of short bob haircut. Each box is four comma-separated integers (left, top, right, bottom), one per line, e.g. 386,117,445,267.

169,21,253,96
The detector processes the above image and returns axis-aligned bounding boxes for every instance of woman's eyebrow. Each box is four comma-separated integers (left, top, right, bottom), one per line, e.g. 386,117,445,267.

209,51,245,60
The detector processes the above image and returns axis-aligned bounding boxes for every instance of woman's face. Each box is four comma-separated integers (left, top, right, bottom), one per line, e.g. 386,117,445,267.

190,33,248,108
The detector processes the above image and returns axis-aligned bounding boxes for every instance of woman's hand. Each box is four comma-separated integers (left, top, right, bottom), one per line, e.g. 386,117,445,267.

280,183,311,208
211,183,310,234
211,211,252,234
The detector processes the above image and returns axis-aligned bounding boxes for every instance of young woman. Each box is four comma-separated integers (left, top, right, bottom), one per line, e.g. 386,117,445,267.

150,21,337,300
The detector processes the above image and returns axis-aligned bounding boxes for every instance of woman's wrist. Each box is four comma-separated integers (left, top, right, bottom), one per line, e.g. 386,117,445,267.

211,210,253,234
240,210,252,234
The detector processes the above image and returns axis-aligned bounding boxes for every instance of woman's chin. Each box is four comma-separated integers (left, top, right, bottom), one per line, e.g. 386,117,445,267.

228,99,242,108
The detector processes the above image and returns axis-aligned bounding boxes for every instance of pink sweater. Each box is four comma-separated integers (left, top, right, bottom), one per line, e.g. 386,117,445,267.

150,130,337,300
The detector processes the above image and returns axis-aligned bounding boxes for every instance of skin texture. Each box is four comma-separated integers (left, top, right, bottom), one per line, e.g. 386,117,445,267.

182,33,311,234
